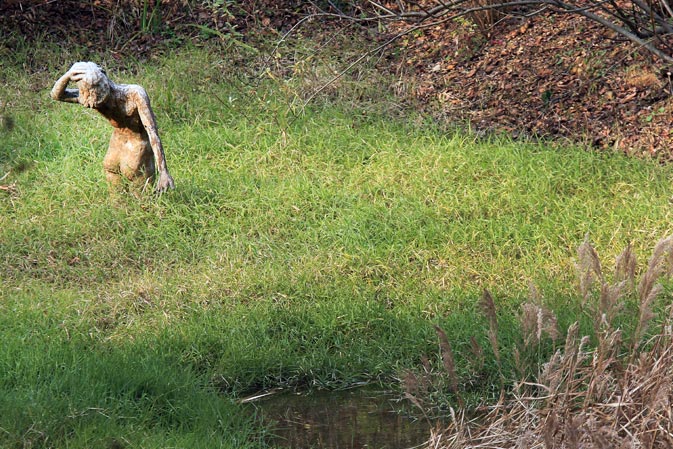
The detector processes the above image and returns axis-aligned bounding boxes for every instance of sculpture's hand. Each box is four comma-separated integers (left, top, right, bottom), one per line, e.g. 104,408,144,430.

67,62,92,81
156,171,175,194
69,72,85,82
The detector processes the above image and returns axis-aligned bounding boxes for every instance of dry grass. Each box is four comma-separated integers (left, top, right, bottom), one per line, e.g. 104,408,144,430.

430,236,673,449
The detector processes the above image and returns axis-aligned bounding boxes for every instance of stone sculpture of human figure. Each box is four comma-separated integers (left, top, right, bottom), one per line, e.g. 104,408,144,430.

51,62,175,193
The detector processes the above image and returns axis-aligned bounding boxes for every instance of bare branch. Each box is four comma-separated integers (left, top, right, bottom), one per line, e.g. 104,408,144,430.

660,0,673,19
303,0,673,64
551,0,673,63
369,0,397,16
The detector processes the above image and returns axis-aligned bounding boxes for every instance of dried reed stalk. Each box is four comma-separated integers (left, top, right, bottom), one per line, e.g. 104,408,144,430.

430,236,673,449
435,325,460,396
479,289,500,363
435,318,673,448
614,242,636,285
577,234,604,302
480,289,504,389
633,236,673,351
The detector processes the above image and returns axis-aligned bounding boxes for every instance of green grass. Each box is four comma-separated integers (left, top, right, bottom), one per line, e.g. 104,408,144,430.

2,42,673,447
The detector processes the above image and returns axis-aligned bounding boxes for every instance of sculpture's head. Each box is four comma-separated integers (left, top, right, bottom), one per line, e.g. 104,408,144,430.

73,62,111,108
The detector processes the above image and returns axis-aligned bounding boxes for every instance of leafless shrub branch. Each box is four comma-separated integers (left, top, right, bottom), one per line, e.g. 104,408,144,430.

298,0,673,68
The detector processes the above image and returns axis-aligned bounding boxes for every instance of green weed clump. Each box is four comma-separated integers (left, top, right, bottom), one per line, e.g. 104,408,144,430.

2,42,673,447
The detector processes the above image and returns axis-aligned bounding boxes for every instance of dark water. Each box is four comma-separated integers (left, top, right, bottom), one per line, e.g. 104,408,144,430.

245,387,435,449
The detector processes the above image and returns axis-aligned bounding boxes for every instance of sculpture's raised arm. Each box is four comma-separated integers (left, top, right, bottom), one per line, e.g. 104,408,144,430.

50,67,80,103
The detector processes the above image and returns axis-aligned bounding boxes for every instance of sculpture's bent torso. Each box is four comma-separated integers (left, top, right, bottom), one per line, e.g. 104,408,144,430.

97,86,156,185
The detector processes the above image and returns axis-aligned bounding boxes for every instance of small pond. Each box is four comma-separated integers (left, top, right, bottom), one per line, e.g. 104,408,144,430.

244,386,439,449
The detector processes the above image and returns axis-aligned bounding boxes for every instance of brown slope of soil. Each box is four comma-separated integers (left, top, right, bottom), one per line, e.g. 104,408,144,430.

396,13,673,159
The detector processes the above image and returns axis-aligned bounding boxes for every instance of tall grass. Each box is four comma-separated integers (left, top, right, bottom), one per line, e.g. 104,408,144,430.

2,42,673,446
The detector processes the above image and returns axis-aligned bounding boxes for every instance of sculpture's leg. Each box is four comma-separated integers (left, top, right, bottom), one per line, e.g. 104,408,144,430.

103,144,123,187
106,128,155,193
119,143,155,191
